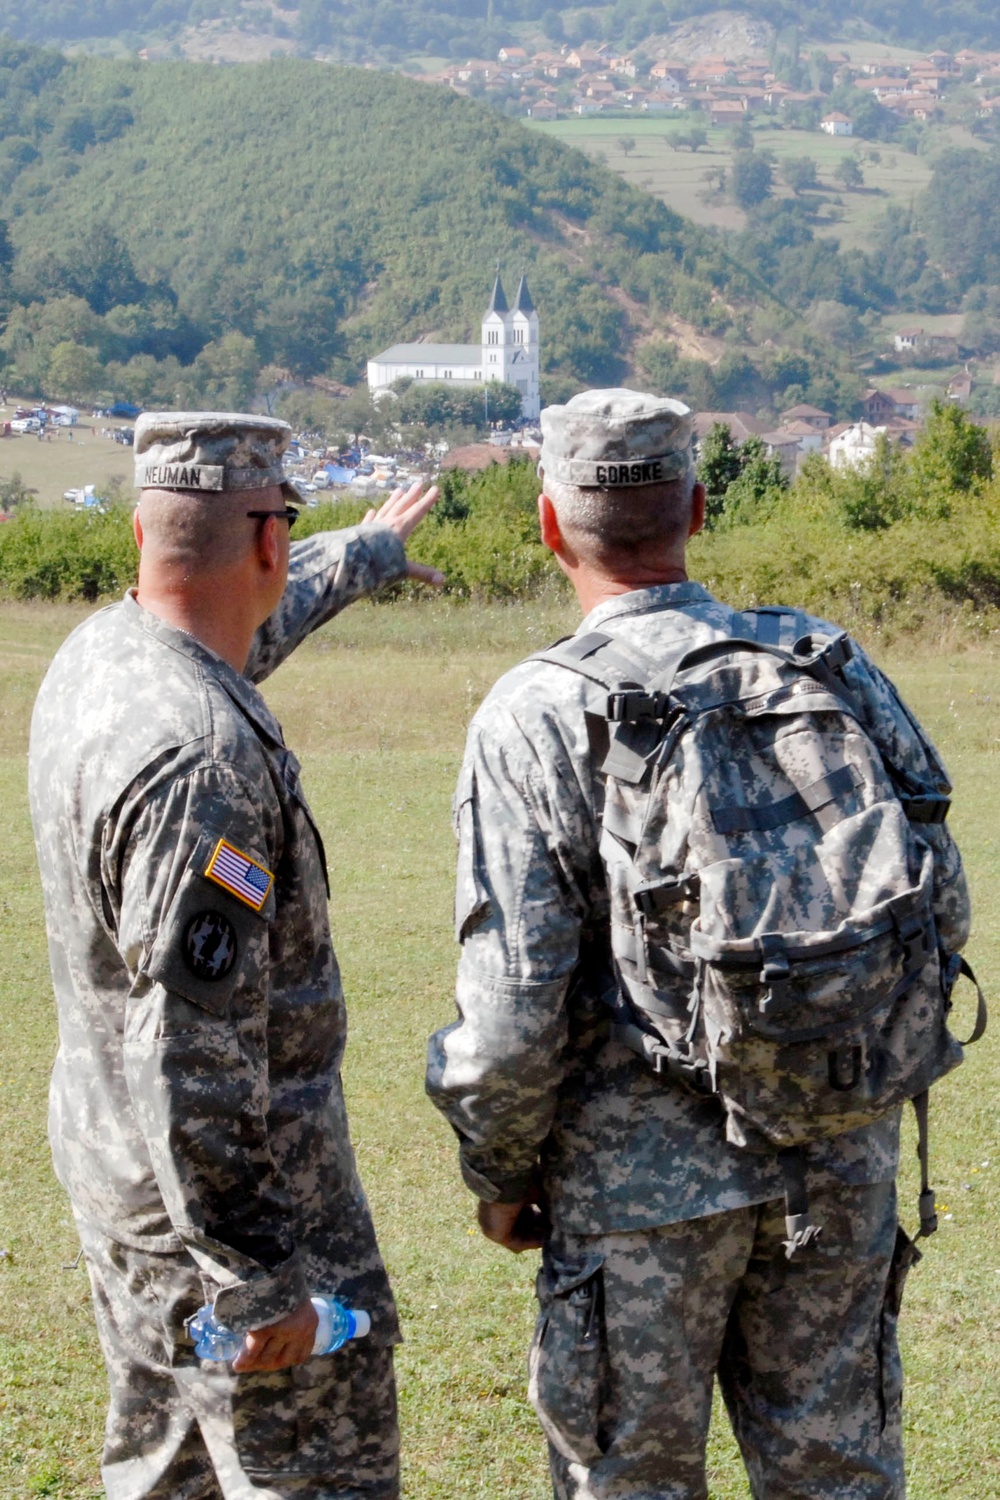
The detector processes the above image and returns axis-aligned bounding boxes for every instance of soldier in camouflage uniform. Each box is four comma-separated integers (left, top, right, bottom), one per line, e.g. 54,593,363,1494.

426,390,970,1499
29,413,442,1500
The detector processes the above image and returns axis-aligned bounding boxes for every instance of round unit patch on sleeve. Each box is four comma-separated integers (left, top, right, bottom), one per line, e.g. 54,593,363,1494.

183,911,238,982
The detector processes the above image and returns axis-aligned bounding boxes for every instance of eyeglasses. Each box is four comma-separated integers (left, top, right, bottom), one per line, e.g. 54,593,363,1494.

246,505,300,528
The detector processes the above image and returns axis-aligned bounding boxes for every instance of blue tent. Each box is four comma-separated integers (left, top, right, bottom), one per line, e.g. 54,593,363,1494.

109,401,142,419
321,464,356,484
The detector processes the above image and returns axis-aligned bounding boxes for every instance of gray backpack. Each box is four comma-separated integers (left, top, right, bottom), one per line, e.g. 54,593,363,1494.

535,607,986,1256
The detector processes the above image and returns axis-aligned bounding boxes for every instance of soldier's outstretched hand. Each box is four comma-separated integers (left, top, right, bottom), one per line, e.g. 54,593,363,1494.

364,479,444,587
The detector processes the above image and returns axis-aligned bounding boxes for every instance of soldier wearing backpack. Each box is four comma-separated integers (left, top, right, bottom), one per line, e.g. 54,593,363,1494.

427,390,980,1499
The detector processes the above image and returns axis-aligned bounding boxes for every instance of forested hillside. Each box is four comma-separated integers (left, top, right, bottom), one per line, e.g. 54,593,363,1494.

0,41,793,409
2,0,998,58
1,41,999,417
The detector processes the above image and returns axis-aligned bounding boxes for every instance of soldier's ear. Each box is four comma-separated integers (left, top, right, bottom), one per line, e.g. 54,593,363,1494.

254,513,283,574
132,505,144,551
538,492,564,556
689,482,706,539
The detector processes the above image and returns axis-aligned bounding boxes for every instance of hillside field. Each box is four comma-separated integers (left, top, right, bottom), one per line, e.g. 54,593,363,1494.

528,116,946,251
1,595,998,1499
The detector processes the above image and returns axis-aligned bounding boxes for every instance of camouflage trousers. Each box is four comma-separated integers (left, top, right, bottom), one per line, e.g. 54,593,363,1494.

529,1181,911,1500
76,1216,399,1500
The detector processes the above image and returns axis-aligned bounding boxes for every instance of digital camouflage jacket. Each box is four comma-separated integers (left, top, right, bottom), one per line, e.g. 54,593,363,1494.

30,524,406,1336
426,583,971,1236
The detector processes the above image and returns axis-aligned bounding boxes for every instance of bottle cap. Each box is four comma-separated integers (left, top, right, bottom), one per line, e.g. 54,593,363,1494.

351,1309,371,1339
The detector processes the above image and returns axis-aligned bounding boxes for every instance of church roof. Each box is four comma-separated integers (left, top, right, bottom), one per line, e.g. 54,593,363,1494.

485,270,508,314
369,342,481,366
513,273,535,313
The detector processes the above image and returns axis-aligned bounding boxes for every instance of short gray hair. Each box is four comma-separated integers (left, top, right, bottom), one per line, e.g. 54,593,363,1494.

543,469,695,560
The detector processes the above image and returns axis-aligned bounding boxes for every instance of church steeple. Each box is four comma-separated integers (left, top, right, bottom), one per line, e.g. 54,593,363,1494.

485,267,508,315
513,273,534,313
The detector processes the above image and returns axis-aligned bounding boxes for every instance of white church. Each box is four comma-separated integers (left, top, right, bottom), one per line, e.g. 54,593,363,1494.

366,271,541,421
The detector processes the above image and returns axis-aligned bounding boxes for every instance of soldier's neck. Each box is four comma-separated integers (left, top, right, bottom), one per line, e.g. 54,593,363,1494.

134,579,257,674
569,562,689,618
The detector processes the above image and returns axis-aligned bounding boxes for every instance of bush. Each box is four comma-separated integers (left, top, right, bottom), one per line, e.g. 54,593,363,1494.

0,505,137,600
0,460,559,603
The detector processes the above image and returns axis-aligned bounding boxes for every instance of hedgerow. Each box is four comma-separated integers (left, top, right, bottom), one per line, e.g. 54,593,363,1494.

4,436,1000,642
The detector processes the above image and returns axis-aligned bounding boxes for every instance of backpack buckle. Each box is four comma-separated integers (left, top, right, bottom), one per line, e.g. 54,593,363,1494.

894,914,930,971
901,793,951,825
758,947,792,1013
633,873,700,916
607,690,668,723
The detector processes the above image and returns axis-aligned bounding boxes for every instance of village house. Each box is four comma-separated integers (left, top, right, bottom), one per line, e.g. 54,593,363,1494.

709,99,747,125
893,328,959,359
566,47,603,71
643,90,686,113
862,387,922,424
498,46,527,65
828,422,888,470
780,403,832,430
528,99,558,119
821,112,853,136
759,428,808,476
692,412,766,445
650,61,689,85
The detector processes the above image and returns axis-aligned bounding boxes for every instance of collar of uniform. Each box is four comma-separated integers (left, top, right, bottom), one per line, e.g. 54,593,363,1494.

580,581,716,633
121,590,286,748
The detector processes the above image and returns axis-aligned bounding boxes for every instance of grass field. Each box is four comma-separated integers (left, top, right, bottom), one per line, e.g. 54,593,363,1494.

528,116,937,252
0,405,134,512
1,594,998,1499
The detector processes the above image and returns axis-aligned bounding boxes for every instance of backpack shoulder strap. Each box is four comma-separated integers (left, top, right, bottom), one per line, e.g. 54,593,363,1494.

527,630,656,691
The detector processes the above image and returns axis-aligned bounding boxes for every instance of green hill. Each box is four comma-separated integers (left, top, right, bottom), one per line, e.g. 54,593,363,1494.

0,43,817,412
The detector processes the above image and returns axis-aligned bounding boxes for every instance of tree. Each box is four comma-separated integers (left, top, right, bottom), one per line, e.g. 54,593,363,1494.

541,8,564,41
728,115,753,150
47,340,103,402
781,156,819,194
909,400,992,510
730,151,773,209
618,136,636,158
697,423,743,522
834,155,864,190
807,299,865,353
192,332,260,408
671,124,708,152
721,437,788,526
697,424,787,527
0,470,36,513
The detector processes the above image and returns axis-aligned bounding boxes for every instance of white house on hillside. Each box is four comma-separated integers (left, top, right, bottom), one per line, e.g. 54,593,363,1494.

821,112,853,136
366,271,540,420
829,421,887,469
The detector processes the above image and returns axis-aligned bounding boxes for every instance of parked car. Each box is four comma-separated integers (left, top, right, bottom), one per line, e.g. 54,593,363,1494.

11,417,41,433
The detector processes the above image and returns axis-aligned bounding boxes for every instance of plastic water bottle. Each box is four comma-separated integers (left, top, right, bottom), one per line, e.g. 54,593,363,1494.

190,1295,371,1363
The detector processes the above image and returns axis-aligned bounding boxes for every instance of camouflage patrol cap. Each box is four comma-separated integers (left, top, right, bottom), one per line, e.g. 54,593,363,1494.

540,389,693,488
133,411,292,494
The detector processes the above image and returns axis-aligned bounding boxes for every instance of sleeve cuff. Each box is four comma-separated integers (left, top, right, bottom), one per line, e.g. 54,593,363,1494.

356,522,407,587
460,1158,539,1205
212,1250,309,1334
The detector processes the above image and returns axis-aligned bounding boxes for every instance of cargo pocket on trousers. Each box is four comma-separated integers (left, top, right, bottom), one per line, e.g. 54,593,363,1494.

878,1223,921,1432
233,1370,298,1474
528,1251,606,1468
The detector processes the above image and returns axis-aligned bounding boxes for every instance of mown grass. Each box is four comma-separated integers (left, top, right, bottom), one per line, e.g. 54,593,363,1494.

0,402,134,511
1,594,998,1499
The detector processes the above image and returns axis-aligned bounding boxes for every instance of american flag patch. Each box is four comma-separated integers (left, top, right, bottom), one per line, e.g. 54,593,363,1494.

204,838,274,912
